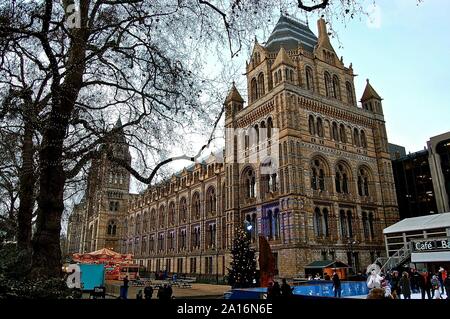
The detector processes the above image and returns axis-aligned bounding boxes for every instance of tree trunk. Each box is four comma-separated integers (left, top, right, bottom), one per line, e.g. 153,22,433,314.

31,119,66,278
17,119,35,252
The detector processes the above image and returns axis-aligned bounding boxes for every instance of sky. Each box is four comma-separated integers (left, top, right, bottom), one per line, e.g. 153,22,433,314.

327,0,450,153
133,0,450,190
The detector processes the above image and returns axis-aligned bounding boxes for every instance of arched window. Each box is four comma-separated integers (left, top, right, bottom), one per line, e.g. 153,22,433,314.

274,71,279,85
362,211,369,239
150,209,156,230
353,128,360,147
332,75,341,100
347,210,353,238
168,202,175,226
339,210,348,238
311,158,327,191
360,130,367,148
135,214,141,234
289,69,294,82
273,209,280,239
339,124,347,143
277,69,282,83
206,186,216,215
243,167,256,199
308,115,315,135
324,72,333,97
317,117,324,137
335,163,350,194
158,206,165,228
250,78,258,102
332,122,339,141
306,66,314,91
191,192,201,220
107,220,117,236
267,117,273,140
179,197,187,223
314,207,323,237
346,81,354,105
314,208,329,237
257,73,265,98
368,212,375,239
143,212,149,233
358,168,371,197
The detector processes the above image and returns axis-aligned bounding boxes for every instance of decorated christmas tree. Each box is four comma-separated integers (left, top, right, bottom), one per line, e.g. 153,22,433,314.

227,226,257,288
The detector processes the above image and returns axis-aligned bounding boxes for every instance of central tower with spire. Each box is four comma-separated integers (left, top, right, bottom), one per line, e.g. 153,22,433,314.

224,15,398,277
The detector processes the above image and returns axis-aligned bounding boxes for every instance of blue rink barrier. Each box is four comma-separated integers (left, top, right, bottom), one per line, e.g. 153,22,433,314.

225,281,368,299
293,281,368,297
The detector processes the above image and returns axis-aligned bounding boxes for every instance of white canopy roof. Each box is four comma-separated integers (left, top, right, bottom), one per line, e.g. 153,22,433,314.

383,212,450,234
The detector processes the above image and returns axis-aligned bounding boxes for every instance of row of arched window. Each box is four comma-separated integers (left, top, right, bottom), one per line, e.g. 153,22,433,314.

242,117,274,151
308,115,368,148
250,65,355,106
125,186,221,236
310,157,373,198
314,208,376,240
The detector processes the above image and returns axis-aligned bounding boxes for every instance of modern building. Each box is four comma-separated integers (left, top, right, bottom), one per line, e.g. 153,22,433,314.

67,16,399,278
388,143,406,160
392,150,438,219
390,132,450,219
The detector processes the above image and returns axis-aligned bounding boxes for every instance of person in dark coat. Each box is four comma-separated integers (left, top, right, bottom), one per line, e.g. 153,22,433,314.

144,284,154,299
411,269,421,294
272,281,282,298
281,278,293,297
399,272,411,299
120,275,129,299
443,273,450,299
418,271,432,299
390,271,401,299
332,272,341,298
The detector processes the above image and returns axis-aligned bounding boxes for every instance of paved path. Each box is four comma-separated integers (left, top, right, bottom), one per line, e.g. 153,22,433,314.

106,281,231,299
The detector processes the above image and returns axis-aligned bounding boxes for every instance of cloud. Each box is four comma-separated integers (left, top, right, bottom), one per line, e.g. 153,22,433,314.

366,4,382,29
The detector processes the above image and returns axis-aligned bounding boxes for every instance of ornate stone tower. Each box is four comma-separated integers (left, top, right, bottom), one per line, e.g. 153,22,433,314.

81,118,131,252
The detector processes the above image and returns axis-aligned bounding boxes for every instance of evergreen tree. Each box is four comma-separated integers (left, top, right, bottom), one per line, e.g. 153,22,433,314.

227,226,257,288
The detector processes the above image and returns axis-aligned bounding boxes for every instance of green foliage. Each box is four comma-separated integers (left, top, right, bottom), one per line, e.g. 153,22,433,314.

227,227,257,288
0,244,80,299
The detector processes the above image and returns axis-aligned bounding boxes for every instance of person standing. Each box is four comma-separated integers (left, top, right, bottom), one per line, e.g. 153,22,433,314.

411,269,421,294
419,271,432,299
332,272,341,298
390,271,401,299
144,284,154,299
438,267,446,295
431,275,442,299
119,275,129,299
281,278,293,297
443,273,450,299
399,272,411,299
272,281,282,299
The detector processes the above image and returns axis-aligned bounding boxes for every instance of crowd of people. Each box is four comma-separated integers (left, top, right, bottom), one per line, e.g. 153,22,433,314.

367,267,450,300
266,278,294,299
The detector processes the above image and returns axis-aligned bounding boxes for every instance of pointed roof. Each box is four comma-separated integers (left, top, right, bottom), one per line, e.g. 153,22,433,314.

265,15,318,53
272,46,295,69
361,79,382,101
225,82,244,103
316,18,334,52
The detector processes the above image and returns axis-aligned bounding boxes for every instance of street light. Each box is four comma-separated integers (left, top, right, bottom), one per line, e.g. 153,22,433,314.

347,238,359,274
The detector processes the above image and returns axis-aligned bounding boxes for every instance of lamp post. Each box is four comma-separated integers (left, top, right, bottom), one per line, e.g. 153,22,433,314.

347,238,358,274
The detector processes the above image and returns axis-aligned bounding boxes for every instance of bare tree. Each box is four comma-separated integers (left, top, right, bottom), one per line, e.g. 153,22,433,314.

0,0,372,278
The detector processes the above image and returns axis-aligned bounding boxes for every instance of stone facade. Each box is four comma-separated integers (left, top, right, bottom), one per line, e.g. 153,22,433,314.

67,16,399,278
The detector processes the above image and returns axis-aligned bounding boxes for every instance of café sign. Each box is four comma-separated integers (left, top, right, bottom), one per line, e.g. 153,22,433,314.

412,238,450,253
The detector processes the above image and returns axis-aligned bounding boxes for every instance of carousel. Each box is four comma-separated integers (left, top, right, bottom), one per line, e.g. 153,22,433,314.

72,248,136,280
